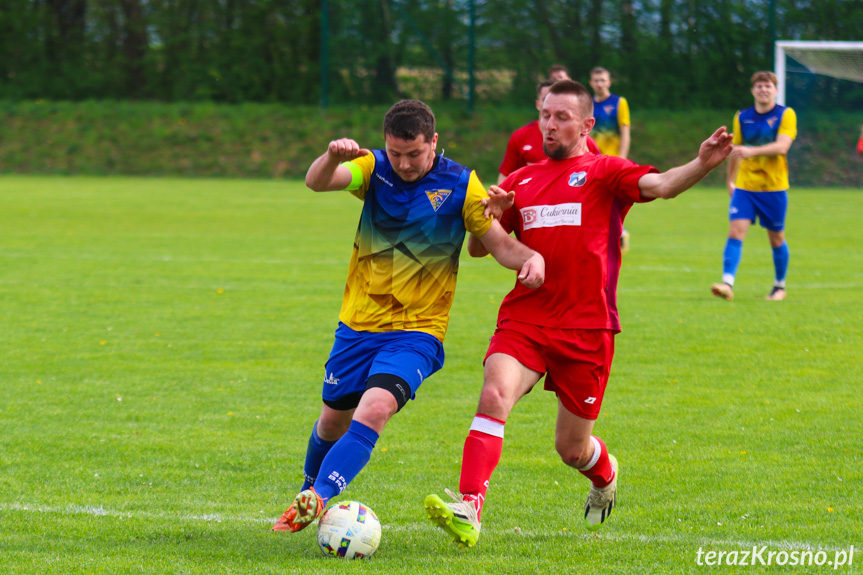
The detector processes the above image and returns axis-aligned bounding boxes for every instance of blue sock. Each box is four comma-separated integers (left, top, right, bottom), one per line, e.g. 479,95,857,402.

301,421,337,491
772,242,789,285
722,238,743,285
313,420,379,502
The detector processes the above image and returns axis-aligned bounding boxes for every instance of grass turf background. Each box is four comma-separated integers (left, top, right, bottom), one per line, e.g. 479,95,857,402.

0,175,860,574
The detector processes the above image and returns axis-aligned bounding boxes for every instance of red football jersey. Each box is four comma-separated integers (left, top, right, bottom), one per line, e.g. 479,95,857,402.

497,154,658,332
499,121,601,177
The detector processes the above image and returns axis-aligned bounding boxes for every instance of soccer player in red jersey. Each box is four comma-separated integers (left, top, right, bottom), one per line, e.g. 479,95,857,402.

498,81,600,185
425,80,732,547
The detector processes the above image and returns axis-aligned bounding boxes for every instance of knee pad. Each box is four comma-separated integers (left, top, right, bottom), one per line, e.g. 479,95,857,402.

365,374,411,412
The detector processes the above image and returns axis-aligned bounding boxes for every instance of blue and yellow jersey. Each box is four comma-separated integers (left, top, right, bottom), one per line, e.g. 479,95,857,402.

339,150,493,341
592,94,630,157
732,105,797,192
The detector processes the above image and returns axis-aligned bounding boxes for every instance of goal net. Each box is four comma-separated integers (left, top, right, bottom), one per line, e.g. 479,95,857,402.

775,41,863,106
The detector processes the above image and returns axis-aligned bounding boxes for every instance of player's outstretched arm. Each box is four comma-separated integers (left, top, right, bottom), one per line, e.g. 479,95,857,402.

638,127,733,200
306,138,371,192
477,220,544,289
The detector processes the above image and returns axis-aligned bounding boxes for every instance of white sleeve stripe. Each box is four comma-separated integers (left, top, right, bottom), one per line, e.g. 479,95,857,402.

469,416,505,438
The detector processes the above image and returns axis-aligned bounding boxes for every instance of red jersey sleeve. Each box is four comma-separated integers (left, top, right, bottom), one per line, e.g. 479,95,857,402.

586,135,601,155
598,156,659,204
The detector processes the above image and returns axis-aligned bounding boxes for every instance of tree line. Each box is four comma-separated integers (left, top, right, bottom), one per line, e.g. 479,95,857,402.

0,0,860,109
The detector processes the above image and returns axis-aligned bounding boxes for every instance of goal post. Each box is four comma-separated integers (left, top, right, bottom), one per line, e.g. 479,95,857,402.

775,41,863,105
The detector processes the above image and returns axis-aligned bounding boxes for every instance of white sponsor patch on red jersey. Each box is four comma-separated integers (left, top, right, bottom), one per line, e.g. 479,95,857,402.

521,203,582,230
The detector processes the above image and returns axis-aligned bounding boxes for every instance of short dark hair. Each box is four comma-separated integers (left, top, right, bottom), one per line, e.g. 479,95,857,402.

548,80,594,118
383,100,436,142
590,66,611,77
547,64,569,77
536,79,556,97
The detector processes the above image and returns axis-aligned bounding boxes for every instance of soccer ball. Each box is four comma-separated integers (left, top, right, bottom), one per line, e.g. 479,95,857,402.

316,501,382,559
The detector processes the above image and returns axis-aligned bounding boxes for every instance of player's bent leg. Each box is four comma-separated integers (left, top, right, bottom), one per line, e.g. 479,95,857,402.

301,406,355,490
352,386,401,434
553,401,617,532
424,489,481,548
273,487,325,532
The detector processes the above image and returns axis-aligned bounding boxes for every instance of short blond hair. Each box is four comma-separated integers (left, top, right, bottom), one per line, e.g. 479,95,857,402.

750,71,778,87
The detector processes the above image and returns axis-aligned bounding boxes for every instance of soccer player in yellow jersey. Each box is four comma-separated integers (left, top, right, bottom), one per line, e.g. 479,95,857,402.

589,67,631,159
590,66,632,253
712,71,797,302
272,100,545,533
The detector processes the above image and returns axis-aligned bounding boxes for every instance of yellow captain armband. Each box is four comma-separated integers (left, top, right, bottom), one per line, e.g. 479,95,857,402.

342,161,364,191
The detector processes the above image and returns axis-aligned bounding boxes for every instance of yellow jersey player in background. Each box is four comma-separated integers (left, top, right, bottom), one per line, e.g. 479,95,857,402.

712,71,797,302
272,99,544,534
590,66,632,254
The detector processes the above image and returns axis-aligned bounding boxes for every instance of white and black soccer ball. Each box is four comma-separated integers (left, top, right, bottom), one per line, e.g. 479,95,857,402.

316,501,382,559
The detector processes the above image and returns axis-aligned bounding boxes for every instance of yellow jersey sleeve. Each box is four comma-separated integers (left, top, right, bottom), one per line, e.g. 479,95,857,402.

732,112,743,145
617,97,631,127
462,171,494,238
778,108,798,141
342,153,376,200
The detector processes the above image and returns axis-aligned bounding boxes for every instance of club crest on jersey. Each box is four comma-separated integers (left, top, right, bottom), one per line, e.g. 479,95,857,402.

426,189,453,212
569,171,587,187
767,117,778,128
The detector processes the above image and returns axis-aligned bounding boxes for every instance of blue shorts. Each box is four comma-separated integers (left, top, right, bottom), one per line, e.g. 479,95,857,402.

729,189,788,232
321,322,445,408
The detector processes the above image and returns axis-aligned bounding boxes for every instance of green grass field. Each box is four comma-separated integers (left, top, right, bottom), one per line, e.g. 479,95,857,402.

1,175,860,574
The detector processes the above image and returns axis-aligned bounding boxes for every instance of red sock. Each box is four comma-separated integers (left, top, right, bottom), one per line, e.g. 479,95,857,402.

578,436,615,487
458,414,505,520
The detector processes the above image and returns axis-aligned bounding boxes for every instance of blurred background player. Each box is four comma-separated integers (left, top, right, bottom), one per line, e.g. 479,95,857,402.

547,64,570,83
589,66,632,254
498,80,600,185
712,71,797,302
857,125,863,156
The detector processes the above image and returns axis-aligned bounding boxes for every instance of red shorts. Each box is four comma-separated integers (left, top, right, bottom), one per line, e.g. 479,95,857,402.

484,319,615,420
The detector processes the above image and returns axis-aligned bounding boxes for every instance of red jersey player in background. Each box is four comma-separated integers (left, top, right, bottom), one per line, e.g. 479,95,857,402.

498,80,600,185
425,80,732,547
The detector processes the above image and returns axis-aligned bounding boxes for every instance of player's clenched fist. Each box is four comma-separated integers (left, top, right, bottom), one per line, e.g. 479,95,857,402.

328,138,371,162
517,252,545,289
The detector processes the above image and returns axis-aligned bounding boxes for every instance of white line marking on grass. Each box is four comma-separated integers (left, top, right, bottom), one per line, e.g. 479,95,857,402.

1,502,845,552
1,502,274,525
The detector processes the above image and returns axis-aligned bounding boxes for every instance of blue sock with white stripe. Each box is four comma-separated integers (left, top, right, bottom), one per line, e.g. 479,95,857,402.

772,242,789,286
313,420,379,502
301,421,337,491
722,238,743,285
